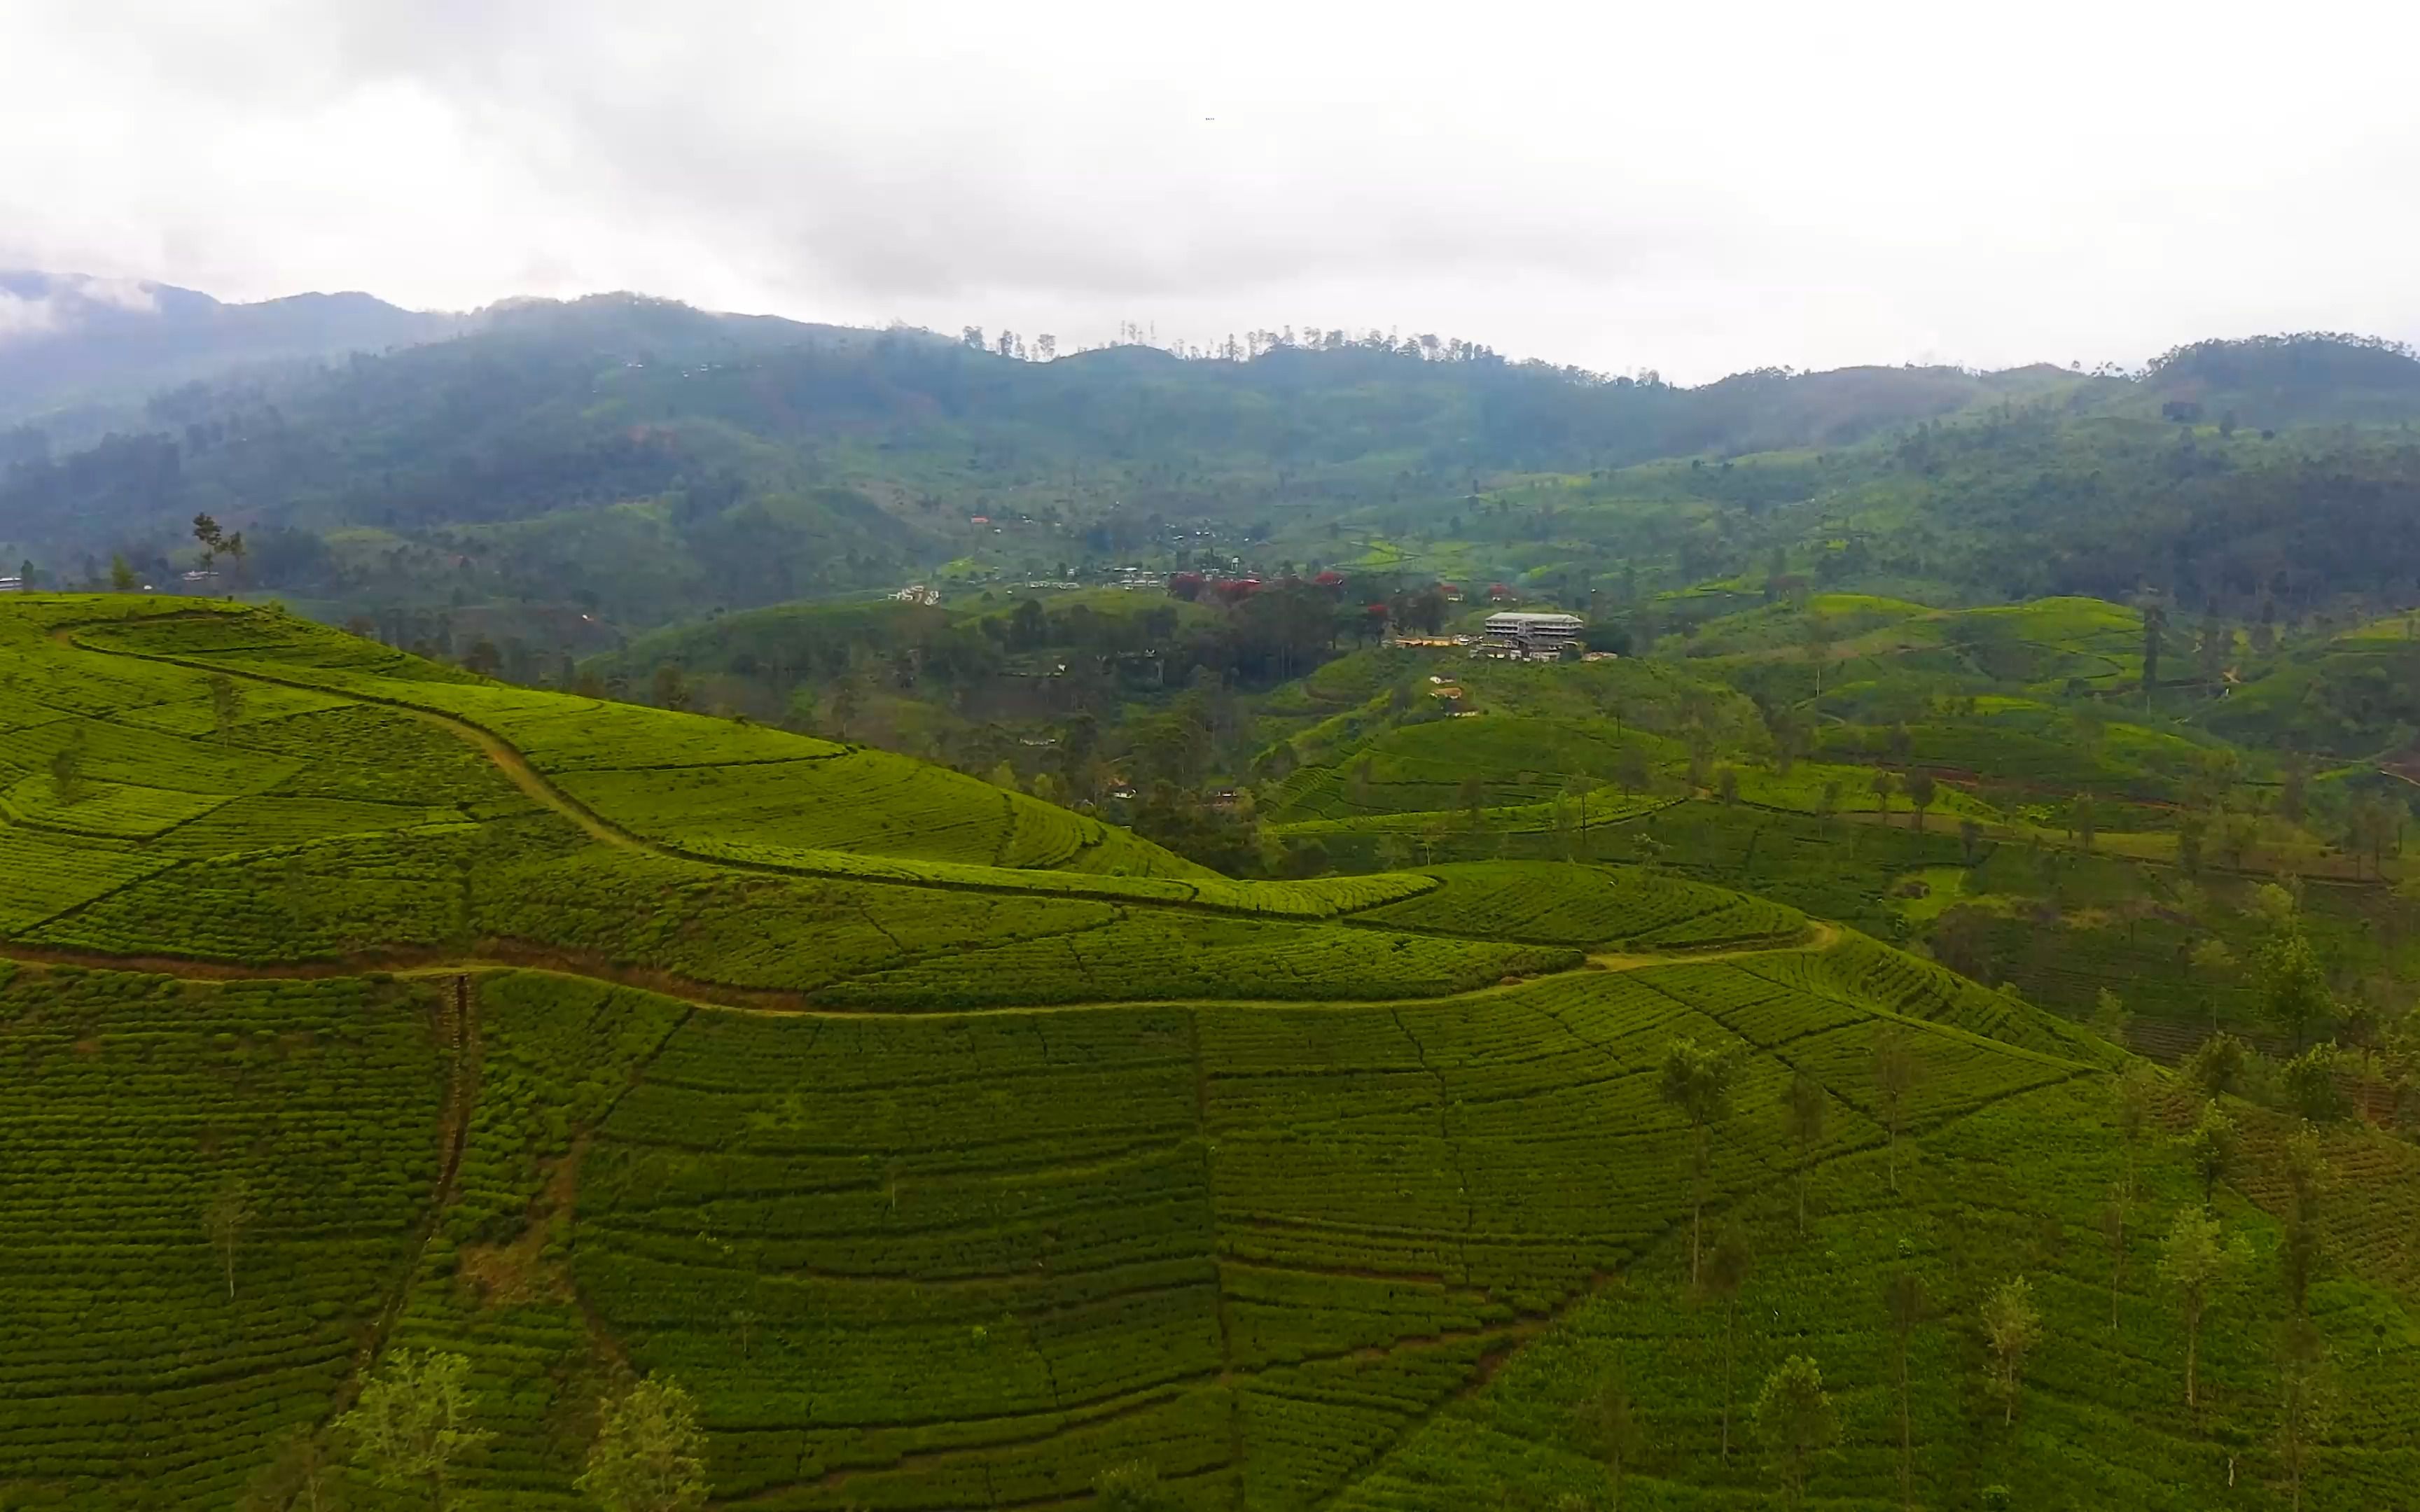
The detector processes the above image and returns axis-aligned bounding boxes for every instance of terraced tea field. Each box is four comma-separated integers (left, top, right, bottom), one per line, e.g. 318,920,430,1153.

3,596,2416,1512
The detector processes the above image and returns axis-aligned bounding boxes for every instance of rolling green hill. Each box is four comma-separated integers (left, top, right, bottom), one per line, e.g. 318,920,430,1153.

2,595,2419,1512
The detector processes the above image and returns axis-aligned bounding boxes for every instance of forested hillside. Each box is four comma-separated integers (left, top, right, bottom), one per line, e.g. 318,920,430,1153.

13,291,2416,650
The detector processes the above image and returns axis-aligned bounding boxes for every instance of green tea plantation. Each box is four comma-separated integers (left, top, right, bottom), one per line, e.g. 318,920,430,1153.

1,596,2414,1511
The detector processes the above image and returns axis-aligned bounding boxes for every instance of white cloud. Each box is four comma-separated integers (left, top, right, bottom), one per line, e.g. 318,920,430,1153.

0,274,162,346
3,0,2418,379
0,293,62,342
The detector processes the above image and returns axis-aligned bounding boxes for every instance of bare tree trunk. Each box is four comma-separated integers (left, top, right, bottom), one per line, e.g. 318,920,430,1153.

1690,1195,1701,1286
1720,1302,1735,1462
1898,1348,1913,1510
1689,1128,1706,1286
2185,1319,2199,1410
1797,1142,1809,1233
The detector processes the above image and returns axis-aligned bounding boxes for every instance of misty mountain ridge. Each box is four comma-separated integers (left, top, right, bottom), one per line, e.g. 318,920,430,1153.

6,270,2420,638
0,274,943,437
0,270,461,435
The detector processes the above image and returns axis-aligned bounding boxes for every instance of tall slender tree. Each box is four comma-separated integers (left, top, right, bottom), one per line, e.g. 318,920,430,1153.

1783,1069,1827,1233
2159,1209,2242,1412
1803,613,1833,696
48,734,87,805
1980,1275,2041,1425
2141,600,2167,708
203,1175,251,1301
1755,1355,1836,1511
1704,1225,1753,1462
206,672,244,743
2276,1316,2330,1512
2102,1184,2130,1332
2185,1101,2238,1203
1659,1038,1737,1285
1884,1270,1926,1510
1872,1025,1921,1194
1575,1371,1644,1511
1905,770,1937,832
2279,1128,2330,1315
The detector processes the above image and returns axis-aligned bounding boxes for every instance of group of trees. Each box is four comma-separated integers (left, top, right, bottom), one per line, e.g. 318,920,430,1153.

1625,991,2357,1509
258,1350,709,1511
1633,1030,1924,1504
2135,970,2351,1512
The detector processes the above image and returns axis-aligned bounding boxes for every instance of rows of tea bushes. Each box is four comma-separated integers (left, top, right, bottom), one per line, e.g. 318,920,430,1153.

1355,861,1807,950
148,794,473,858
1286,797,1971,937
236,704,530,806
1267,715,1683,822
1,771,228,839
1758,931,2123,1065
541,741,1194,876
478,846,1123,992
672,833,1438,917
354,974,700,1509
10,597,2283,1510
445,973,690,1246
573,1002,1232,1504
809,911,1578,1009
1336,1073,2420,1510
383,1279,600,1509
1239,1336,1498,1510
26,813,593,963
112,674,349,738
74,604,1206,878
0,963,445,1508
0,822,172,932
513,937,2109,1508
18,810,1491,1010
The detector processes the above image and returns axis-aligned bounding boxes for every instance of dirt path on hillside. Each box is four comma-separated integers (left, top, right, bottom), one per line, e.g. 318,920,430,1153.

402,708,641,850
0,916,1849,1026
53,616,652,854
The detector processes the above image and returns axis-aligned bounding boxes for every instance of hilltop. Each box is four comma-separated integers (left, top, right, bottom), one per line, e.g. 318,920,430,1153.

1,596,2418,1510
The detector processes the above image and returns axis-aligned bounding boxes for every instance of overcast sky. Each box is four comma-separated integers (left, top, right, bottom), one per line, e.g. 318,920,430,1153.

5,0,2419,382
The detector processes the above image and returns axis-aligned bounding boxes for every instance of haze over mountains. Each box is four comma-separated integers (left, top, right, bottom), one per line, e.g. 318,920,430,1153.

0,271,457,432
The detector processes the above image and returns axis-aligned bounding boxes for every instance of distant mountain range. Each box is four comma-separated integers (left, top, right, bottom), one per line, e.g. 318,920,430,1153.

4,269,2419,644
0,271,465,433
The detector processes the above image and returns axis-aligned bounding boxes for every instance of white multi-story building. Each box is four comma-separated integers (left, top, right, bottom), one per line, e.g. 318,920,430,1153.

1481,611,1585,657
